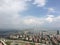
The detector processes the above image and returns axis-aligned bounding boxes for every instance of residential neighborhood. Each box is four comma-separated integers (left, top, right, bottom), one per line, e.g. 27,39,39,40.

0,30,60,45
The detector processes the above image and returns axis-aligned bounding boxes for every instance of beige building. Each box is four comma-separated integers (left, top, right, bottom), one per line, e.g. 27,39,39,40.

0,40,6,45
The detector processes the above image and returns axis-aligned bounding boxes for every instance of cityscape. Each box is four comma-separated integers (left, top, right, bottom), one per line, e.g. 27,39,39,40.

0,30,60,45
0,0,60,45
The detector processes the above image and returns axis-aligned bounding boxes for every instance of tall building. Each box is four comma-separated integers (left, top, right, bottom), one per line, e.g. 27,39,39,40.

57,30,59,35
41,31,43,39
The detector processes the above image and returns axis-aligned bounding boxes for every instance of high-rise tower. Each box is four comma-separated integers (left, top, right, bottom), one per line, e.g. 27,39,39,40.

57,30,59,35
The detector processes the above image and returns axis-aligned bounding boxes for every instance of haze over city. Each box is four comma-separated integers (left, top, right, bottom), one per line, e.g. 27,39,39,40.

0,0,60,45
0,0,60,30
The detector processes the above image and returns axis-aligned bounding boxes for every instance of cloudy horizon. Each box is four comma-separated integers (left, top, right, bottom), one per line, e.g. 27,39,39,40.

0,0,60,30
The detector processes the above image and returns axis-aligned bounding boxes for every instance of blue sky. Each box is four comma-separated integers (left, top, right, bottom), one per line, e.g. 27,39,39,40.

0,0,60,30
20,0,60,17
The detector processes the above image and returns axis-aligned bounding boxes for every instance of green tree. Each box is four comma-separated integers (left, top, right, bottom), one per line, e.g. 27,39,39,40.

5,41,11,45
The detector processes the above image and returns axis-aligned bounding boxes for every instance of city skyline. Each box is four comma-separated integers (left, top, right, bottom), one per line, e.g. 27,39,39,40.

0,0,60,30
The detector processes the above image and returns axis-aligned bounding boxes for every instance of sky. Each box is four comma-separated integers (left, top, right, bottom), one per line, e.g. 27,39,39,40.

0,0,60,30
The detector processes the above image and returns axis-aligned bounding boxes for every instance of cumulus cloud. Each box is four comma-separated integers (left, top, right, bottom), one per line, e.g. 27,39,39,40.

48,8,55,12
23,16,44,25
46,15,54,23
0,0,28,29
0,0,60,30
33,0,47,7
0,0,27,11
47,8,55,15
44,15,60,28
22,15,60,29
45,15,60,28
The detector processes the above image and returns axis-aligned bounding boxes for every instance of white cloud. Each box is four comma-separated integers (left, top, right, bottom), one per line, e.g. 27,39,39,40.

0,0,28,29
44,15,60,28
47,8,56,15
46,15,54,23
33,0,47,7
23,16,44,25
25,0,32,2
0,0,60,30
0,0,28,12
48,8,55,12
22,15,60,29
